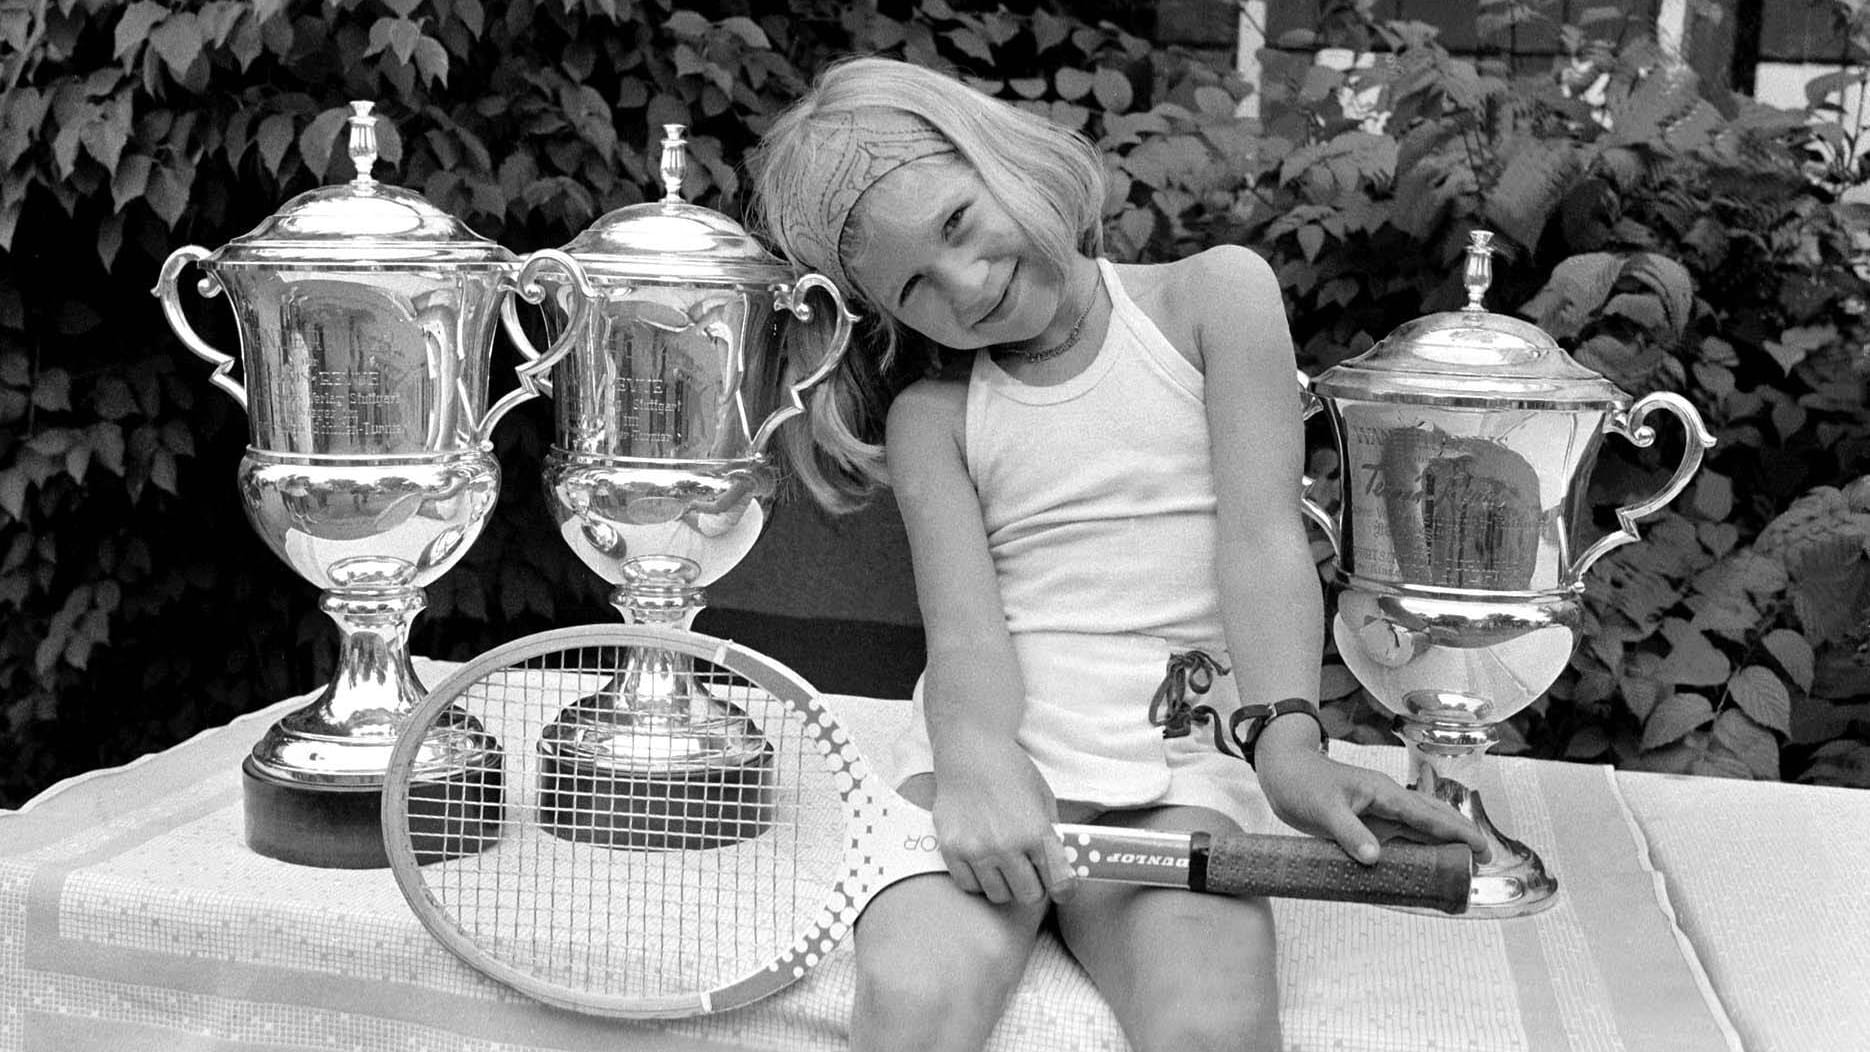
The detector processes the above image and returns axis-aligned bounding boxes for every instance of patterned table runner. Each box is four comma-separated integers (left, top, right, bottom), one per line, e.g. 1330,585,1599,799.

1,662,1740,1051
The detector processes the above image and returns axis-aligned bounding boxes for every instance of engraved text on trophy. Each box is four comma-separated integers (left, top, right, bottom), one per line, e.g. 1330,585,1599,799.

248,281,434,456
617,375,686,453
1344,421,1546,592
308,359,407,443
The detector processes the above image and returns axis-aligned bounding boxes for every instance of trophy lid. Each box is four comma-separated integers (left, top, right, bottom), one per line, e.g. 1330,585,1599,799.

558,125,793,284
1312,231,1627,409
207,102,514,267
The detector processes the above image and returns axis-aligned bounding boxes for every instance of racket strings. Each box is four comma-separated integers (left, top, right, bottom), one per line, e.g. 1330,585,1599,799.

396,641,850,1002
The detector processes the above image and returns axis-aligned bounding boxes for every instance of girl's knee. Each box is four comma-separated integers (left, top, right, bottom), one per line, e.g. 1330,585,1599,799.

1111,938,1281,1052
1122,993,1281,1052
851,923,1034,1052
855,908,1032,1004
852,881,1042,1047
1062,882,1280,1052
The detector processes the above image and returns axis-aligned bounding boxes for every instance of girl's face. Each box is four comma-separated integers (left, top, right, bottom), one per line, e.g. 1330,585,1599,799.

844,155,1068,351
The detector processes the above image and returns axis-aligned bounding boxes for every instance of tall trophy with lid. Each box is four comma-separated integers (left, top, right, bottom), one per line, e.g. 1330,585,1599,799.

523,126,854,847
154,102,591,867
1302,232,1714,917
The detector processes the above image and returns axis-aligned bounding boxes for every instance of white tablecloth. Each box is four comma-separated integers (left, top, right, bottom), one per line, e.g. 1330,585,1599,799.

1614,768,1870,1052
0,660,1794,1051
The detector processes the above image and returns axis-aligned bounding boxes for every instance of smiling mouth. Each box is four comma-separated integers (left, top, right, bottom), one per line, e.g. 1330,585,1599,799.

978,263,1016,328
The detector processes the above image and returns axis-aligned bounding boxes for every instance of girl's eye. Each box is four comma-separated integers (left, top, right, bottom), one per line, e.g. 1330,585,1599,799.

943,204,968,238
897,203,967,306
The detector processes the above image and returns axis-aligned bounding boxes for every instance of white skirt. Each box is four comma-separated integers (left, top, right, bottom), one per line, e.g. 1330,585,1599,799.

887,630,1271,831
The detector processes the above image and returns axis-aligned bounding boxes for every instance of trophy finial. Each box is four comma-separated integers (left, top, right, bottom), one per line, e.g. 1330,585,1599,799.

1462,230,1495,312
659,124,688,203
347,101,379,188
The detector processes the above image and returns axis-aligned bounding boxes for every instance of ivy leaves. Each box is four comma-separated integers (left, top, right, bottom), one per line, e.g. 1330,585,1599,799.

3,0,1869,801
1252,2,1870,785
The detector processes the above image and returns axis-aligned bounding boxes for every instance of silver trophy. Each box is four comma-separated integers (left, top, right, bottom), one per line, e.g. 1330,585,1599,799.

1302,231,1714,917
523,126,855,848
153,102,591,867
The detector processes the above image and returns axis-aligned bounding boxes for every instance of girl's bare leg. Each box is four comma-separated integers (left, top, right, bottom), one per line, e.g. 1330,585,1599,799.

850,774,1049,1052
1057,805,1282,1052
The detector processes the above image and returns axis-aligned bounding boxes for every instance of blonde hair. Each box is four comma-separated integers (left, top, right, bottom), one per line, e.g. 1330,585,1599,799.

750,56,1106,511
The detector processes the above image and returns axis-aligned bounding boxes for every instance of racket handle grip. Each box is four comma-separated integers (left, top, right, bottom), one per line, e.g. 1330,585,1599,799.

1202,833,1472,914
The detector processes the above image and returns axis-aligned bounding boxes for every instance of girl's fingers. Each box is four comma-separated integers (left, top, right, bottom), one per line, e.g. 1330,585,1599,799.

1039,837,1078,903
1270,757,1492,863
946,856,984,896
997,852,1049,905
1314,807,1384,864
953,841,1063,905
969,861,1015,904
1365,786,1493,860
1360,815,1423,844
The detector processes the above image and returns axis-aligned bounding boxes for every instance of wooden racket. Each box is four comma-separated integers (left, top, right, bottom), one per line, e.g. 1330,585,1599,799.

380,624,1471,1018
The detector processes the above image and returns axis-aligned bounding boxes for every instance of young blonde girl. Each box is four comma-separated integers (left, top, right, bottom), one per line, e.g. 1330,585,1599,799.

751,56,1485,1052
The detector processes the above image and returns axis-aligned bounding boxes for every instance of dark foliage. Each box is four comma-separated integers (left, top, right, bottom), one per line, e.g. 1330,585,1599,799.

4,0,1868,806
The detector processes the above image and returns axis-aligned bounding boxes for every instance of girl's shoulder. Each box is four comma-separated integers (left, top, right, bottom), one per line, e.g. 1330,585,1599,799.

884,374,969,481
1109,247,1280,369
1112,245,1275,304
1110,246,1276,325
887,373,968,434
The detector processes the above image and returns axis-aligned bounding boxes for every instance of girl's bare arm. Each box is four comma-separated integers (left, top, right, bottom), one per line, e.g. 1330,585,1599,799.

1192,245,1325,718
885,379,1076,903
1191,245,1490,862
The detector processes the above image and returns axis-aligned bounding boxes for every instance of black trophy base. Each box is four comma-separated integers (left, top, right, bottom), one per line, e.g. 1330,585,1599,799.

242,757,390,869
243,756,506,869
406,759,506,865
538,748,774,851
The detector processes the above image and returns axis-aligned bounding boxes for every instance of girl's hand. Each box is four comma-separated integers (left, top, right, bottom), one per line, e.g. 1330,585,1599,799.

1254,719,1492,865
930,743,1077,906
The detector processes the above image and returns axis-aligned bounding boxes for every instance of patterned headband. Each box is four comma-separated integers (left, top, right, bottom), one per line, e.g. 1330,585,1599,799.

767,108,955,296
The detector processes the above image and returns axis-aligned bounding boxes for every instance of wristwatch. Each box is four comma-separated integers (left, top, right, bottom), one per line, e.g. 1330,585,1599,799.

1236,697,1328,768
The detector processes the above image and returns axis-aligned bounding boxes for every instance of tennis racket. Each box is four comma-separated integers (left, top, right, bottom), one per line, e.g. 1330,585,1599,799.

380,624,1472,1019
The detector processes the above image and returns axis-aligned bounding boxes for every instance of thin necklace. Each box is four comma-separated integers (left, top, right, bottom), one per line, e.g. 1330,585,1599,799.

995,274,1101,364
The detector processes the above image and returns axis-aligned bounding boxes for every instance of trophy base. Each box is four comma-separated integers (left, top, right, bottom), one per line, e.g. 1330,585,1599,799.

1463,828,1559,918
1369,704,1563,919
1397,771,1561,920
1388,816,1559,919
404,759,507,865
537,746,775,851
533,649,778,851
242,758,391,869
244,754,505,868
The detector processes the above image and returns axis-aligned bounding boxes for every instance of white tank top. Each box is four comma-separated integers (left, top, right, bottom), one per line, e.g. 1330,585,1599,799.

886,259,1260,813
965,258,1223,648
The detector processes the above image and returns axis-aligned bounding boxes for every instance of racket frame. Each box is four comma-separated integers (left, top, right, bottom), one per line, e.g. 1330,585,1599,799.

381,624,1470,1019
382,624,888,1017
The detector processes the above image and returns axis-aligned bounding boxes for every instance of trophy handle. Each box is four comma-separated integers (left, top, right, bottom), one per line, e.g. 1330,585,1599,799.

1296,369,1341,556
748,273,857,454
152,246,247,412
1569,391,1716,579
483,249,595,440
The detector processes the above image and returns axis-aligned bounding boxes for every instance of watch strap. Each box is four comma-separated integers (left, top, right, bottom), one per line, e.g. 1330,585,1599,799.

1233,697,1327,768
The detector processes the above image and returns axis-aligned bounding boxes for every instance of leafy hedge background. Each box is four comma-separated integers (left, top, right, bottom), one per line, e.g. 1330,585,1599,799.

3,0,1869,807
